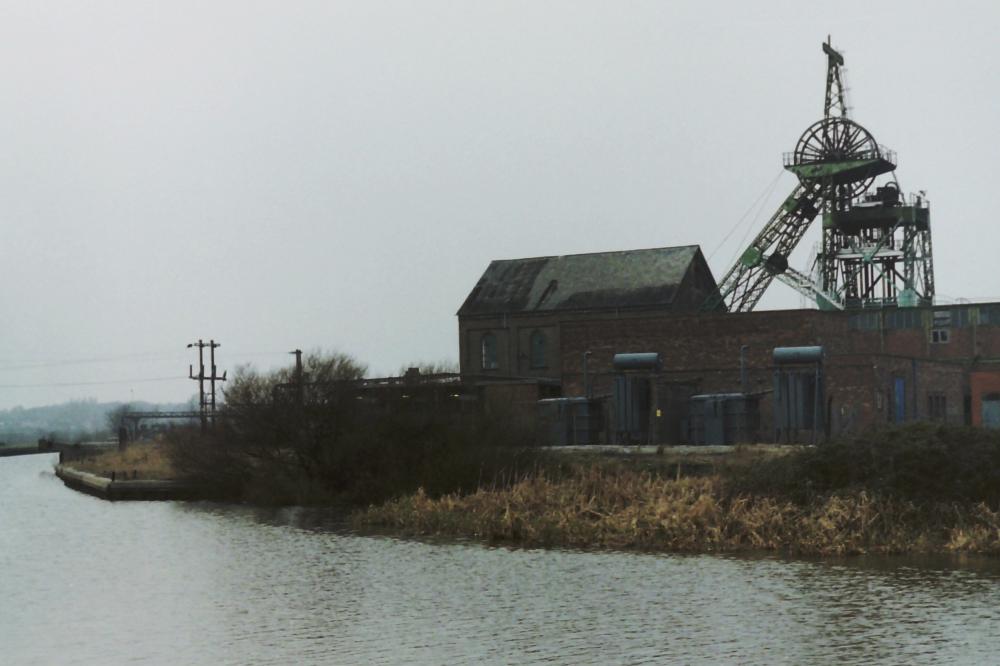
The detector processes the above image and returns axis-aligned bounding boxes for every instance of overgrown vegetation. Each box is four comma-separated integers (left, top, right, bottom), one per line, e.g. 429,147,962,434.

356,424,1000,555
146,359,1000,557
355,465,1000,555
164,351,541,505
727,423,1000,504
66,442,175,480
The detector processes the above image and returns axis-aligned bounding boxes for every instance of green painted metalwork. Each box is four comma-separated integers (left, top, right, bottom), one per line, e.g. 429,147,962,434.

898,287,919,308
740,246,763,268
824,205,930,231
785,157,895,182
703,37,935,313
816,294,841,311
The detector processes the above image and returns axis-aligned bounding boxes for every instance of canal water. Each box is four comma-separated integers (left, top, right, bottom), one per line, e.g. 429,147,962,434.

2,454,1000,665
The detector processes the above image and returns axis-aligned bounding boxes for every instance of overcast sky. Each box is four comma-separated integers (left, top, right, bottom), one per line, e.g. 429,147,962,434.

0,0,996,408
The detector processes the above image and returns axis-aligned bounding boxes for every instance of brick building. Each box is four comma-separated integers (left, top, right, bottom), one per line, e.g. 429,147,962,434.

458,244,1000,442
457,245,718,379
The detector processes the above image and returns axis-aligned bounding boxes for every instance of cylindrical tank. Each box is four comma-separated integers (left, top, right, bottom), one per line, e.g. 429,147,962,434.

612,352,661,371
772,346,824,364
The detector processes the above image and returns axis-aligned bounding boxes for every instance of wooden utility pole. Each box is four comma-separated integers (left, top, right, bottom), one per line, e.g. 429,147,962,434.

189,339,226,431
290,349,304,406
209,340,226,416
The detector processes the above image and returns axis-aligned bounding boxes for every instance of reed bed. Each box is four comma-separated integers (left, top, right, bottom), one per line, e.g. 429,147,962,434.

354,465,1000,555
67,442,175,481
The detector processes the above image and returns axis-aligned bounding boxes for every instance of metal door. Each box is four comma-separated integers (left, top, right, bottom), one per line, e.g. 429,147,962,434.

614,376,649,443
704,398,725,445
983,394,1000,429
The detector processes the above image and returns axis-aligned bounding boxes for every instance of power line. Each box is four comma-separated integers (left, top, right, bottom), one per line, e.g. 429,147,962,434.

0,376,186,389
707,169,785,262
727,172,786,270
0,348,279,395
0,349,289,372
0,352,186,371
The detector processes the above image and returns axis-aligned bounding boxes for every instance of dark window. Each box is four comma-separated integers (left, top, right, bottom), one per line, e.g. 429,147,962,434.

481,333,498,370
979,305,1000,326
529,330,546,368
885,309,921,329
849,312,880,331
930,328,950,344
893,377,906,423
928,394,946,421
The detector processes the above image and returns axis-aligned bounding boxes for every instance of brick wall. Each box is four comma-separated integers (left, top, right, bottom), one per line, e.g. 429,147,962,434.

558,309,967,439
459,306,692,380
458,299,1000,440
970,370,1000,426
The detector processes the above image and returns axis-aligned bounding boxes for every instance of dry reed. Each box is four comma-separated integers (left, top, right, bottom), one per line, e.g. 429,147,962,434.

66,442,176,480
354,465,1000,555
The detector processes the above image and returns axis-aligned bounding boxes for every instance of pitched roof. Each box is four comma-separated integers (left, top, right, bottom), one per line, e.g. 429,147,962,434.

458,245,710,316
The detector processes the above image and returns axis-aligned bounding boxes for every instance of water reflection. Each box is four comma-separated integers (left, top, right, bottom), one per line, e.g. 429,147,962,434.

2,454,999,665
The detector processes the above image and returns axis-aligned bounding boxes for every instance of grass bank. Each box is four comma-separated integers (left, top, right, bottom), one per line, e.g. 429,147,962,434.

355,424,1000,556
66,442,175,481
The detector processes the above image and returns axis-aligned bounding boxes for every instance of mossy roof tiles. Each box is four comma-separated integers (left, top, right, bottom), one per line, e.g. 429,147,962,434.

458,245,706,316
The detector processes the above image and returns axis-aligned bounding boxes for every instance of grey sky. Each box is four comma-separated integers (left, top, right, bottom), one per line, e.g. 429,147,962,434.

0,1,996,408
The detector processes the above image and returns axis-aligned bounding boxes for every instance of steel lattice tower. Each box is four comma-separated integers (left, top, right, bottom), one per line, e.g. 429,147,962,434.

706,38,933,312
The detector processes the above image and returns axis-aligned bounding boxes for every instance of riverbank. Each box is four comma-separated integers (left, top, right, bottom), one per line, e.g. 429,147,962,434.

0,443,45,457
353,465,1000,555
54,463,199,501
356,425,1000,556
54,421,1000,554
52,441,201,500
63,441,175,479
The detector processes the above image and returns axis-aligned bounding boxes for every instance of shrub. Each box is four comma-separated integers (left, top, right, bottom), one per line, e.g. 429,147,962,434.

727,423,1000,504
164,351,544,505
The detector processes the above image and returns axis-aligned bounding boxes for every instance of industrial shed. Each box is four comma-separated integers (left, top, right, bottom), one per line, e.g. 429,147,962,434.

455,246,1000,443
457,245,719,380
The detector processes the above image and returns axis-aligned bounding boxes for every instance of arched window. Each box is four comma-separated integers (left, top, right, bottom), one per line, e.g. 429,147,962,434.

481,333,498,370
529,330,546,368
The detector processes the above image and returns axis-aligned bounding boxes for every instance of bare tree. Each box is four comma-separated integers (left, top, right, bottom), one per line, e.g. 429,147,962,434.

396,360,459,376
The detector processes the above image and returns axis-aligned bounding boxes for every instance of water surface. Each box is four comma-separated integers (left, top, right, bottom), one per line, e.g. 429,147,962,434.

2,454,999,664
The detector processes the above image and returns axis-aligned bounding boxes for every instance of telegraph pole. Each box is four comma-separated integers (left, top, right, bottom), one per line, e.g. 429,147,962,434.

188,340,206,430
290,349,304,406
208,340,226,418
189,339,226,431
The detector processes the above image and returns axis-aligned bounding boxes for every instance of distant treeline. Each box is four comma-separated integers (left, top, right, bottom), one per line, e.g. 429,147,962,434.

0,399,189,443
